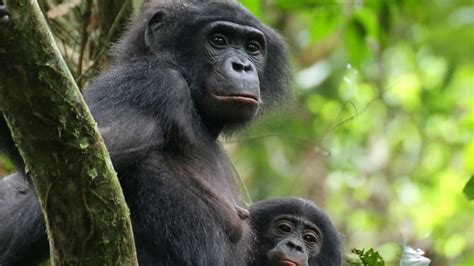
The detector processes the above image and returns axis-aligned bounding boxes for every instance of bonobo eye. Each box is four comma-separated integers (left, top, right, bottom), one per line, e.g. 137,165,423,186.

303,231,319,243
277,221,293,233
210,34,227,48
246,41,261,55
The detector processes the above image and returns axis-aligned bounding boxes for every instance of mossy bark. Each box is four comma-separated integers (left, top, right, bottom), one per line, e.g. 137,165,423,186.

0,1,138,265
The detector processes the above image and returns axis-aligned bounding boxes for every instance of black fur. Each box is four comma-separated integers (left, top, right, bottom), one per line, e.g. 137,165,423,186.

0,173,48,265
0,0,291,265
249,198,344,266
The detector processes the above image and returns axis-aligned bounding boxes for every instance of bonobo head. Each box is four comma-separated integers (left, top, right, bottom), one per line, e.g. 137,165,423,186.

195,20,265,125
113,0,291,133
249,198,344,266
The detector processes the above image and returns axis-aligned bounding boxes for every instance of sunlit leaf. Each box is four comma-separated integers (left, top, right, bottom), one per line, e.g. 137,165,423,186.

351,248,385,266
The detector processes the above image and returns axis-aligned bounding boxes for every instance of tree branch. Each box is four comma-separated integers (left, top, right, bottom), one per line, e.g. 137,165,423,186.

0,1,137,264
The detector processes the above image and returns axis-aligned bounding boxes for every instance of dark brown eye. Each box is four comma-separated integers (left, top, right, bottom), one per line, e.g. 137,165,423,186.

303,232,318,243
278,222,293,233
210,34,227,48
246,41,261,55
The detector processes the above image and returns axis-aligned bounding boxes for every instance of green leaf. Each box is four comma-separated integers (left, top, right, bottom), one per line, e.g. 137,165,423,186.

351,248,385,266
463,175,474,200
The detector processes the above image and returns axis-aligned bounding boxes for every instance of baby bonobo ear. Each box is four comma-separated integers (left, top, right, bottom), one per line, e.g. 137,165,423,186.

144,10,166,49
0,5,10,24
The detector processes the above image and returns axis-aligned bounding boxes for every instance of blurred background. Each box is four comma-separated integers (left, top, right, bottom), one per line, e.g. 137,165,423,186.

0,0,472,265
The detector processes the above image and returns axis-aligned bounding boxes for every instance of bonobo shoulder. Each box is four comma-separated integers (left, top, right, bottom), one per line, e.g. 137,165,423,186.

85,60,188,111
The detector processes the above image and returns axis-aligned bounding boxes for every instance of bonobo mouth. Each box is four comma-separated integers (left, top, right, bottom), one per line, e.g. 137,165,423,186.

211,92,259,105
275,258,299,266
268,252,301,266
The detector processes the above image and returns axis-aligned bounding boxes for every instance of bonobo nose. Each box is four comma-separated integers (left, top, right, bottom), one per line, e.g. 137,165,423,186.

224,57,255,75
222,57,260,93
231,61,253,73
286,240,304,253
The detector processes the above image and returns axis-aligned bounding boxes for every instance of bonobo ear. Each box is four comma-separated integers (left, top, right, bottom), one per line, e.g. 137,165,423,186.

145,10,165,48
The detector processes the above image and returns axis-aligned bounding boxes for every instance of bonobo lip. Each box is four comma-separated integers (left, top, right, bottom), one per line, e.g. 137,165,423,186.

212,92,259,105
275,258,299,266
269,253,300,266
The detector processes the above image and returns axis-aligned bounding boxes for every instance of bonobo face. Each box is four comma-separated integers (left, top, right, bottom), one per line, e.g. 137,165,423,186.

196,21,266,127
265,215,322,266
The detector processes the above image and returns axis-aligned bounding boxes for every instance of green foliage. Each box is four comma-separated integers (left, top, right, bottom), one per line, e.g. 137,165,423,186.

351,248,385,266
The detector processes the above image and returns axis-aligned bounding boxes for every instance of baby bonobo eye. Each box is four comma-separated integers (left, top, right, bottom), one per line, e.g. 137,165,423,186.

246,41,261,55
210,33,227,48
277,221,293,233
303,231,319,243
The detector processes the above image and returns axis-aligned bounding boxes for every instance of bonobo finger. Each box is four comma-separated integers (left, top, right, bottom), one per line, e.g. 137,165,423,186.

236,204,249,220
0,5,9,24
0,15,9,23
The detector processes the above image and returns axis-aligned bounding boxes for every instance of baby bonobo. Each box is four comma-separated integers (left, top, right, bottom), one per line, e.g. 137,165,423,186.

249,198,344,266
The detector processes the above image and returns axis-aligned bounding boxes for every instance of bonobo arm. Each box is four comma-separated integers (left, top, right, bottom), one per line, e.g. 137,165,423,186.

91,106,162,172
83,61,190,171
0,173,49,266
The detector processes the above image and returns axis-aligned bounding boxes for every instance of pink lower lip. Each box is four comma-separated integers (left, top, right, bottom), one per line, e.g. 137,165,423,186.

277,259,298,266
213,94,259,104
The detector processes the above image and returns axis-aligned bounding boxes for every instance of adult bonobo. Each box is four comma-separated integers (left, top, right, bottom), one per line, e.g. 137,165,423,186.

249,198,344,266
0,0,291,265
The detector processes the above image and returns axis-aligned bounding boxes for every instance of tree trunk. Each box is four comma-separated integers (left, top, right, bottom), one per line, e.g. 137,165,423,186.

0,1,138,265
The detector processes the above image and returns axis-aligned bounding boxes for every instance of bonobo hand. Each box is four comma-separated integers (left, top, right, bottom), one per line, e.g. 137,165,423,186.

235,204,249,220
0,5,9,24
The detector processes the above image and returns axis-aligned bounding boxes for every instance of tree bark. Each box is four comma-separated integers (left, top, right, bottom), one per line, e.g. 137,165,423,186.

0,1,138,265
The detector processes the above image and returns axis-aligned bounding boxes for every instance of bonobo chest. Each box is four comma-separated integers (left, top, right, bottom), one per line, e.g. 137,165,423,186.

117,142,250,265
161,142,236,188
121,139,240,216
